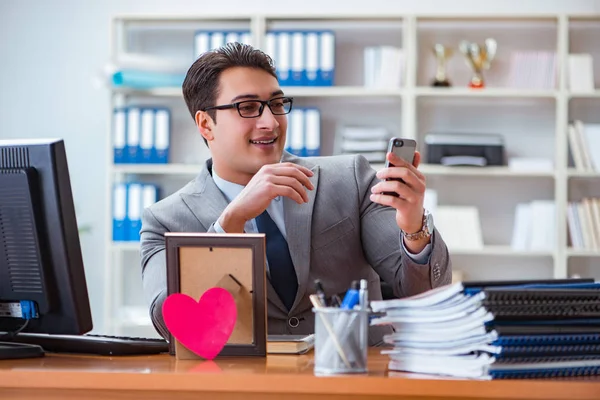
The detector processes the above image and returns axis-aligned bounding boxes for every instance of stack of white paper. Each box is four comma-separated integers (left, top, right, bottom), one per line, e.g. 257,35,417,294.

338,126,391,163
370,283,500,379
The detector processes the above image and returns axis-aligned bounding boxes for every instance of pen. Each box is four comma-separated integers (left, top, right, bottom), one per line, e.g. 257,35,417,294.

359,279,368,310
340,281,360,310
314,279,328,307
330,294,342,308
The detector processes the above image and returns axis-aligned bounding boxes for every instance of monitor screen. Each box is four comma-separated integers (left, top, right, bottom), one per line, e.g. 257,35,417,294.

0,138,93,338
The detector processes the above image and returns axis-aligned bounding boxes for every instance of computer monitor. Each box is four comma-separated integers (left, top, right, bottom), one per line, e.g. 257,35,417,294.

0,138,93,359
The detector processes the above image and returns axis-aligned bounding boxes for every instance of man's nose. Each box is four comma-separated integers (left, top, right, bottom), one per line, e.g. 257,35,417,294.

256,106,280,130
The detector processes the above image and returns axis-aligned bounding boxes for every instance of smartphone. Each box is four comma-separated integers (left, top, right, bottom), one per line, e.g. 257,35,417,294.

383,137,417,197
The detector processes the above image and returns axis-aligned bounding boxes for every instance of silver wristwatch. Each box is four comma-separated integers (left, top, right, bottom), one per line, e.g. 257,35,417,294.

403,209,434,241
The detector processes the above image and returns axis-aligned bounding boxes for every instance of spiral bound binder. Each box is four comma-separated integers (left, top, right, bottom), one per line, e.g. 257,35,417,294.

487,306,600,321
495,354,600,364
498,344,600,358
495,333,600,346
462,278,594,289
491,366,600,380
473,288,600,321
490,356,600,379
495,325,600,335
483,288,600,303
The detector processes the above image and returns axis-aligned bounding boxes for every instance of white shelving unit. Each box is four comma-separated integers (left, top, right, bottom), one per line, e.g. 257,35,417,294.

105,13,600,337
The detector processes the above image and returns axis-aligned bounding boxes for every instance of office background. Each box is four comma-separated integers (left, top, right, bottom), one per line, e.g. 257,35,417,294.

1,0,599,336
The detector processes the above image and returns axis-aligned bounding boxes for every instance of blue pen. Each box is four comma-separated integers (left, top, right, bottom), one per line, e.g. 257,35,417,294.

340,281,360,309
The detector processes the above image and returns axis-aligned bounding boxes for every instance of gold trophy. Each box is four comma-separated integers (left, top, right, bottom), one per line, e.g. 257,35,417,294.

431,44,453,87
459,38,497,89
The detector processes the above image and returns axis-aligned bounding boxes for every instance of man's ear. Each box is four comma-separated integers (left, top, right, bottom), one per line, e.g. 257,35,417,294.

195,110,214,142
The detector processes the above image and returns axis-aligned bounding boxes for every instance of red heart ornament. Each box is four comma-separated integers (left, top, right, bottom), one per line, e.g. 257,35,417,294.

162,288,237,360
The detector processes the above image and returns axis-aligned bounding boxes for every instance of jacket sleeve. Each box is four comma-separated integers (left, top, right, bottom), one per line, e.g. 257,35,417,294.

353,155,452,298
140,207,219,340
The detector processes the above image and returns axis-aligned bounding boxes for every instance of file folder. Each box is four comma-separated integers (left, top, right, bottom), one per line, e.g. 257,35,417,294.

127,183,143,241
305,32,319,85
240,31,252,46
225,31,239,45
291,31,304,86
140,108,154,163
319,30,335,86
126,107,141,164
265,31,277,64
112,183,128,242
276,31,291,86
153,108,170,164
195,31,210,58
304,108,320,157
289,108,304,156
113,108,127,164
210,31,225,50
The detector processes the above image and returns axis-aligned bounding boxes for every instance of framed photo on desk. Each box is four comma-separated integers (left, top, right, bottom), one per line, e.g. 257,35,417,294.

165,232,267,358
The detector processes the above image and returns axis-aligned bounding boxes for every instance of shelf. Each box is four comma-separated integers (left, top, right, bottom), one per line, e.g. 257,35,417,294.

415,87,557,98
567,169,600,178
112,163,204,175
112,87,183,97
449,246,554,257
372,163,554,178
285,86,404,97
115,163,555,178
568,91,600,99
567,249,600,257
112,86,404,98
419,164,554,178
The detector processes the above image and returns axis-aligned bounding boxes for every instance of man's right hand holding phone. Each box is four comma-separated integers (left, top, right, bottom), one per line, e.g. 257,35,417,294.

370,151,431,254
218,163,314,233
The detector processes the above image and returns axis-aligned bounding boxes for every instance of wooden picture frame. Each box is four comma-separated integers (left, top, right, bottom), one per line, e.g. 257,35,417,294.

165,232,267,358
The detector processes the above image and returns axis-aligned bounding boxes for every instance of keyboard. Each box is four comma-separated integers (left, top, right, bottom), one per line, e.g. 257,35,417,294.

9,333,170,356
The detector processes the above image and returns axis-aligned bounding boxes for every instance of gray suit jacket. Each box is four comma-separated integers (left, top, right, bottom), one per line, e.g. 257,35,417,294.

140,152,452,345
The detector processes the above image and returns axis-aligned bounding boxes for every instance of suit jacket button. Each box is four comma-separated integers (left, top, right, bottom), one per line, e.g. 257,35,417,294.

288,317,300,328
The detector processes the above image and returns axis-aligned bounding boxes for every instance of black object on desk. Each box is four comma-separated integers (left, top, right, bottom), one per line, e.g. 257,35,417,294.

0,342,44,360
0,139,93,360
8,333,169,356
425,133,505,166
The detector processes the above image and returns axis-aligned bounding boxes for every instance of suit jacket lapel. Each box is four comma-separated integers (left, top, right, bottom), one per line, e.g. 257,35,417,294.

282,154,319,314
179,160,230,230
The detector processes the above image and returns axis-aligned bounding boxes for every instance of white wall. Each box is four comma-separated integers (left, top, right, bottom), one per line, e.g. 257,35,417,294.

1,0,599,334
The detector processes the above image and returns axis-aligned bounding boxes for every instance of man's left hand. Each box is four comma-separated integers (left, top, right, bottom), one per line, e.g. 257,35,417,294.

370,151,429,251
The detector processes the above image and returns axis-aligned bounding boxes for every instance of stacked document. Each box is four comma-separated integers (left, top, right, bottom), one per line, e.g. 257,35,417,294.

463,279,600,379
370,283,500,379
338,126,391,163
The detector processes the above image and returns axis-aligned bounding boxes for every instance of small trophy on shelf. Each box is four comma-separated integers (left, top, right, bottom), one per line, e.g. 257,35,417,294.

431,44,454,87
459,38,497,89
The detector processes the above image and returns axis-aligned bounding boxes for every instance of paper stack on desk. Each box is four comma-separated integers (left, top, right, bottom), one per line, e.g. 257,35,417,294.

370,283,500,379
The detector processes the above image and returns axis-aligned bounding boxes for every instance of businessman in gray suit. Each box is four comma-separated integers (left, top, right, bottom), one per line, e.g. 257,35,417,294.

140,43,452,345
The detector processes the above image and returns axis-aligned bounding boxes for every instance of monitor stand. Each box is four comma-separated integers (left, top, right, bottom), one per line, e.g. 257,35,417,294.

0,341,44,360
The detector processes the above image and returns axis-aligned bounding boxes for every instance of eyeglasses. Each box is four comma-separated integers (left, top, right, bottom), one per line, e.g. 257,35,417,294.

202,96,293,118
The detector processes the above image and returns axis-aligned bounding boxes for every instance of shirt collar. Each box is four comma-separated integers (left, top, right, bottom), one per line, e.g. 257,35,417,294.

211,165,245,203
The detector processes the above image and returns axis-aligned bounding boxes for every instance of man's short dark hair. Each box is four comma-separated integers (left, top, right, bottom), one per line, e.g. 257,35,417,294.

182,42,277,143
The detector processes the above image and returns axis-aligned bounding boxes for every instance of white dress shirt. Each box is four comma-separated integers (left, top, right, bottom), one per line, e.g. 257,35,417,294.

211,166,431,264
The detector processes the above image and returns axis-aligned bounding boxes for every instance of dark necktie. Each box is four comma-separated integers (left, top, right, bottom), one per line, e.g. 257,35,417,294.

255,210,298,311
